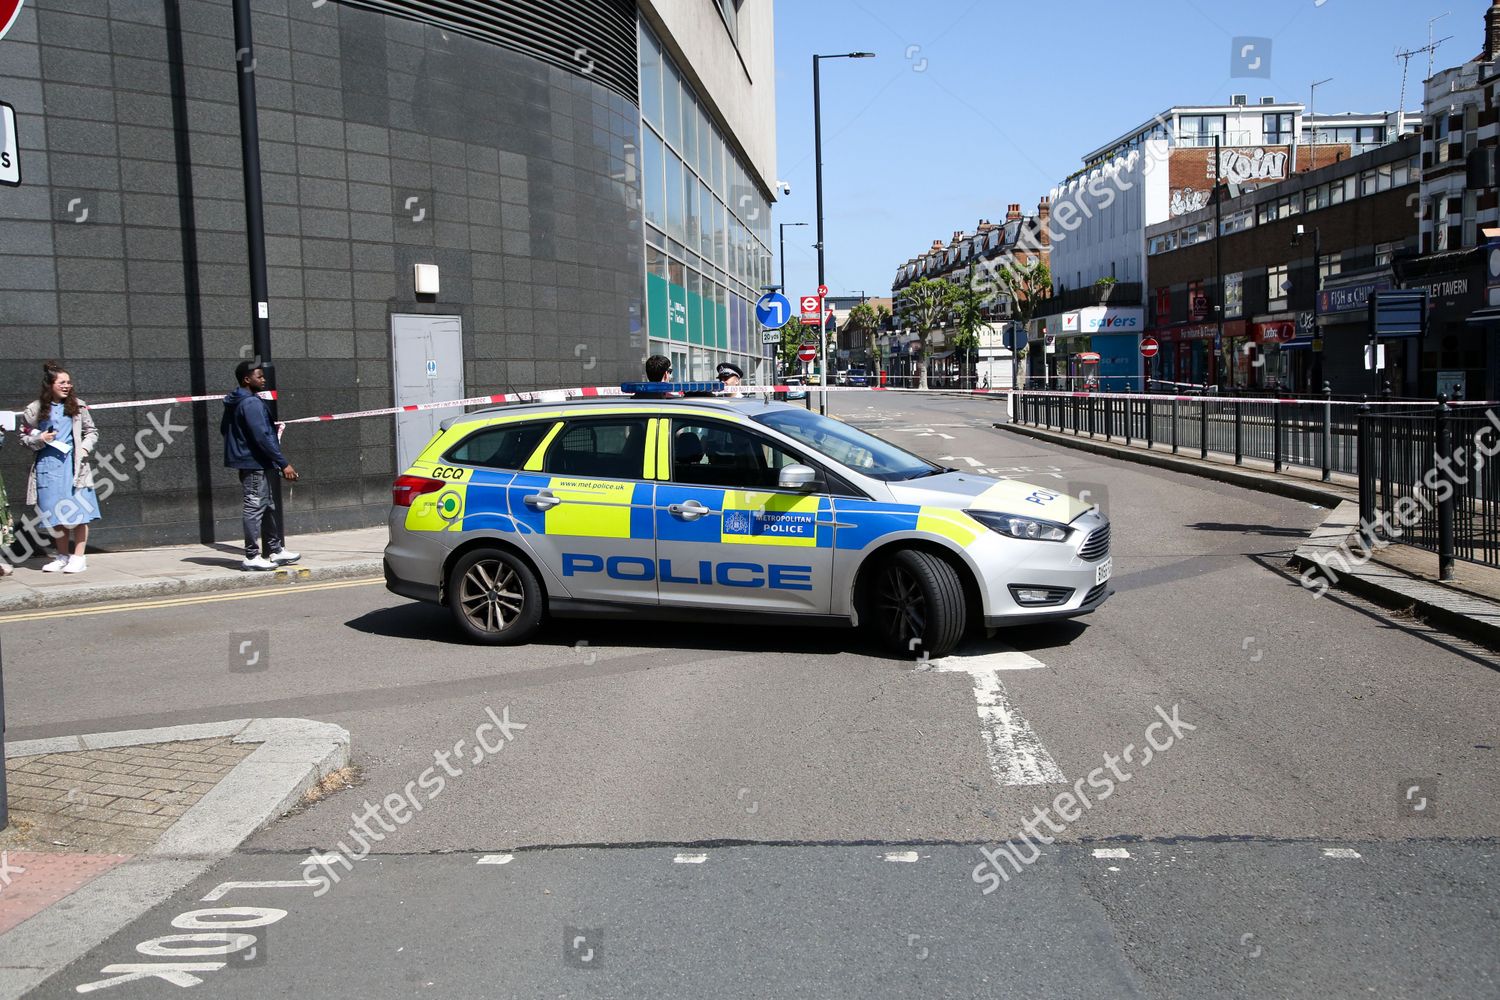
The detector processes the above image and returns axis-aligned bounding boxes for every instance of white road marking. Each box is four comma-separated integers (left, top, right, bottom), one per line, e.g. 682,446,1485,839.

1093,848,1131,859
476,854,514,865
673,853,709,864
915,432,955,440
1321,848,1362,859
918,646,1064,786
927,646,1048,672
302,854,342,866
938,455,983,468
884,851,921,863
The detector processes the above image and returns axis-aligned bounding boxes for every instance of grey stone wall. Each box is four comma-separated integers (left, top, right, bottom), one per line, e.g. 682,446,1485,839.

0,0,644,549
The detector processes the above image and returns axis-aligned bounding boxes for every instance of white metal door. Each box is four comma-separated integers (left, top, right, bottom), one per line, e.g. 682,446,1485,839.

391,314,464,469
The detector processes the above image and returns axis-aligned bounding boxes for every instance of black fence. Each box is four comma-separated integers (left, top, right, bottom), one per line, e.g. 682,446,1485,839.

1357,405,1500,575
1017,391,1497,575
1016,391,1362,480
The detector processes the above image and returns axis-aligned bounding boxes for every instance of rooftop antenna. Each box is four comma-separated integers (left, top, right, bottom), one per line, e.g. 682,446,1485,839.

1428,11,1451,81
1396,31,1454,136
1308,77,1334,168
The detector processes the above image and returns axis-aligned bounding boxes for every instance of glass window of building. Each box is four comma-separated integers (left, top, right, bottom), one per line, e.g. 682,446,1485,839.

663,57,683,149
697,102,712,178
1267,265,1288,309
665,150,686,241
698,179,713,258
1179,114,1226,146
639,24,663,131
1320,252,1342,284
1263,112,1294,144
712,127,726,194
642,130,665,230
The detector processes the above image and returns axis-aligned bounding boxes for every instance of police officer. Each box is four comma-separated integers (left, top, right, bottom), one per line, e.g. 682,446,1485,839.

715,361,744,396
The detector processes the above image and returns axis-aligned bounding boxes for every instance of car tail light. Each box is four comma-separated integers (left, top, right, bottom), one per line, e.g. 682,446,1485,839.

393,474,443,507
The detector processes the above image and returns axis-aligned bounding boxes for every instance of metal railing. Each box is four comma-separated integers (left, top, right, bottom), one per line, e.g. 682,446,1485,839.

1358,403,1500,576
1016,390,1360,480
1017,390,1500,574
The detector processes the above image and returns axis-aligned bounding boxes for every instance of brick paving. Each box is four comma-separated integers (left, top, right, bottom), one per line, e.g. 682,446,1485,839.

0,737,255,855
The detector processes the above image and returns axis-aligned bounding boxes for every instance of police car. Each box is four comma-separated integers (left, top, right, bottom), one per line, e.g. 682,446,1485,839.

383,383,1111,657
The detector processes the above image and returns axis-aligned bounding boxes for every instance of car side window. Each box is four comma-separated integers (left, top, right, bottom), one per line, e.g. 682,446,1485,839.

543,417,650,479
445,422,554,470
670,421,803,489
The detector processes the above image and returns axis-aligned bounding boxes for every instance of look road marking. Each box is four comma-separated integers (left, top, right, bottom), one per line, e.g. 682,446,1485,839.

919,644,1064,787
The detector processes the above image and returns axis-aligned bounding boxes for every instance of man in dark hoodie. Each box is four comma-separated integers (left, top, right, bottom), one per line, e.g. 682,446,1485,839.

223,360,300,571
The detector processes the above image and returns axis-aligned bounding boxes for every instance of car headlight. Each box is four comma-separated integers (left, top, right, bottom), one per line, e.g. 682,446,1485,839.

965,509,1072,542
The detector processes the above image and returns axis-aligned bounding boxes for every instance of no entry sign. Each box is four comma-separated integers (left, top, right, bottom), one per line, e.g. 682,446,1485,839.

798,344,817,363
1140,336,1160,358
0,1,23,44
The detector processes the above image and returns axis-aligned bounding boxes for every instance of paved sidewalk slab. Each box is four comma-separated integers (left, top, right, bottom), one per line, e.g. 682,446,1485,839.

0,525,384,612
1,737,256,855
0,718,350,1000
1294,502,1500,649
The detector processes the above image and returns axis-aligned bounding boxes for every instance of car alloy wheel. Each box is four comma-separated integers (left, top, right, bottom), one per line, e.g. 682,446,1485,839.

458,557,525,634
877,563,926,650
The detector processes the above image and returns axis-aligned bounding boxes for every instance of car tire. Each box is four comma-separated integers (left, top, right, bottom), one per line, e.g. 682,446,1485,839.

868,549,967,659
447,547,544,645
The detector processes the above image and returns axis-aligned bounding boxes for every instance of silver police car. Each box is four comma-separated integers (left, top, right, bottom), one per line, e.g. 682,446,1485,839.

384,391,1111,656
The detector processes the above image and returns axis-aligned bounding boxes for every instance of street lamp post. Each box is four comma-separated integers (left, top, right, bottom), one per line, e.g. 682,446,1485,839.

1293,224,1323,390
814,50,874,413
779,221,807,295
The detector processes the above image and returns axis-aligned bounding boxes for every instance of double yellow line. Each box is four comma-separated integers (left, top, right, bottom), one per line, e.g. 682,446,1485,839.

0,576,383,623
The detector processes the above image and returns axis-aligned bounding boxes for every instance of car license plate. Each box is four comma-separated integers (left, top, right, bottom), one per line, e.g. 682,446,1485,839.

1096,558,1112,585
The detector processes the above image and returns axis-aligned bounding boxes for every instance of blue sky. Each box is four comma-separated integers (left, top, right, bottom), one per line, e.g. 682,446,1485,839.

770,0,1492,300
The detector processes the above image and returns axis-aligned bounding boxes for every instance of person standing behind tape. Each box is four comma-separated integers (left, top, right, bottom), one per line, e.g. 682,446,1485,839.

222,361,300,571
20,362,100,574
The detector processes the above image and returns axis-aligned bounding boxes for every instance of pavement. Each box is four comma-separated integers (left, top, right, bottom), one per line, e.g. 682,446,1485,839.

0,719,350,999
4,392,1497,997
0,526,385,613
998,413,1500,652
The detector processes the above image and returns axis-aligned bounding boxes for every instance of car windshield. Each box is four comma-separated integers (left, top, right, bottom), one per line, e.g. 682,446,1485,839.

753,407,941,481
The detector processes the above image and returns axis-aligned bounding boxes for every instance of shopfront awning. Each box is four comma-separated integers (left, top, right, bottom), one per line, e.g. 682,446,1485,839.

1466,306,1500,325
1278,336,1313,349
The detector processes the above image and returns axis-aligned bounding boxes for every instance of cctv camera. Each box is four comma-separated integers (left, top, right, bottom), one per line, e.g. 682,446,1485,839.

776,180,791,196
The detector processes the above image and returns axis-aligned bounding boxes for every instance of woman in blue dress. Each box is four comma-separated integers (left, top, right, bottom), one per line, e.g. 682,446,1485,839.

21,362,101,574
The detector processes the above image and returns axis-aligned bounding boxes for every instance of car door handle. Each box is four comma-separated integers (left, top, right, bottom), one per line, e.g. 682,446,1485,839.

668,500,711,521
524,490,561,510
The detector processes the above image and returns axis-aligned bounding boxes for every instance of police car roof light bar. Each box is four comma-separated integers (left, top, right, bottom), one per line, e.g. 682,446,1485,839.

619,382,725,394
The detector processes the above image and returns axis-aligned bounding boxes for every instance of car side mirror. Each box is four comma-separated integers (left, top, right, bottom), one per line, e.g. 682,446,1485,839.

778,463,821,491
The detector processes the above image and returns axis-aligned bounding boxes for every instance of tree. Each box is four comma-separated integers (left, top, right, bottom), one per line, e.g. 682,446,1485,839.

986,257,1052,387
989,257,1052,334
775,315,805,373
950,270,993,385
894,278,956,389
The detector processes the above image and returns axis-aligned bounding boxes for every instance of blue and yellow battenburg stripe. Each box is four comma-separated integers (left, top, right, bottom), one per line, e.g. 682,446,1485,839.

402,410,985,549
406,473,979,551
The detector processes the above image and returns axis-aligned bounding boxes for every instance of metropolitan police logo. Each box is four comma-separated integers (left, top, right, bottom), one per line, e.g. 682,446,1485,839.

436,491,463,523
724,510,752,535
